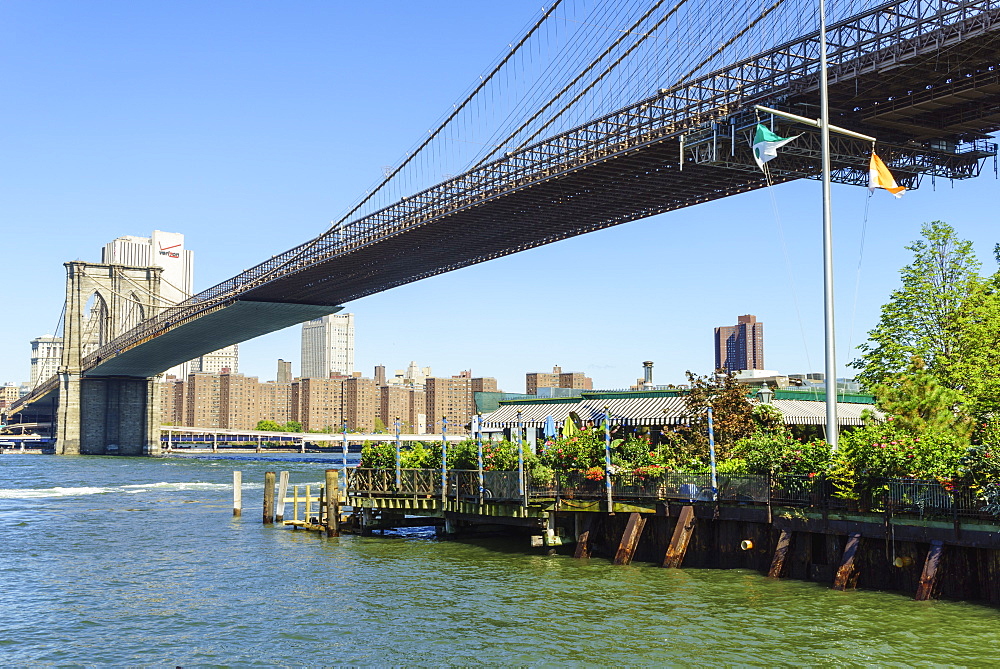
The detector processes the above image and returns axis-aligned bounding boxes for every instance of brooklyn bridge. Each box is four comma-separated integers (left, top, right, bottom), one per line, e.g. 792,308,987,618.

8,0,1000,454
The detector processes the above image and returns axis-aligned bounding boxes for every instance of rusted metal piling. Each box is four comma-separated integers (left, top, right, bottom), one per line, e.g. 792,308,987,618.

613,513,647,565
663,505,696,568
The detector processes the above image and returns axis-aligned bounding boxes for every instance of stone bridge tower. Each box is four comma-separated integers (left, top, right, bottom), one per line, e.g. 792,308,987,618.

55,261,164,456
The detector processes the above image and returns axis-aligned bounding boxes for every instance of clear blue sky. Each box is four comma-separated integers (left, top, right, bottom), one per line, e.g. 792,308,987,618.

1,1,997,394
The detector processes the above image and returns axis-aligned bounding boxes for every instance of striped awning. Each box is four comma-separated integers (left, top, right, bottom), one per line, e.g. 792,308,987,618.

771,399,878,426
572,397,690,426
481,397,880,429
480,402,580,428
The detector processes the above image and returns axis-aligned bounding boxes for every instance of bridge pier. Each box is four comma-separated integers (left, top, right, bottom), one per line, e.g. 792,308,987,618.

54,261,164,456
56,376,161,456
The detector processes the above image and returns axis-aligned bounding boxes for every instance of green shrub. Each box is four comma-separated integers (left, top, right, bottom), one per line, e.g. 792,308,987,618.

830,420,968,498
730,432,831,477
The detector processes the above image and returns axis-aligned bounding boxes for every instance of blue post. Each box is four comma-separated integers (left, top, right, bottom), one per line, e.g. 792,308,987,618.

603,406,613,511
475,413,484,505
341,421,349,480
707,406,718,501
441,416,448,504
517,410,525,506
394,416,402,491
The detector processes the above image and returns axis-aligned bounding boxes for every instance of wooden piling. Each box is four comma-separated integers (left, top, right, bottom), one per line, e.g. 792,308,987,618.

768,529,793,578
263,471,276,524
573,514,593,559
232,470,242,517
916,540,944,601
613,512,647,565
325,469,340,537
663,505,696,568
275,471,289,523
833,533,862,590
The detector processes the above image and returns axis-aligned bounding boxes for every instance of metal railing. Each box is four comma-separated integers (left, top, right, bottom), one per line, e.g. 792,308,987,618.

346,468,1000,519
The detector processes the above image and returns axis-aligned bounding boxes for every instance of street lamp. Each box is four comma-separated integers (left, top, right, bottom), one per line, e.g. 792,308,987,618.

756,383,774,404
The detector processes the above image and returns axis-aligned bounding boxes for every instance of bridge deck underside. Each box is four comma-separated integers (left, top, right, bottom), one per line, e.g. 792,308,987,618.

85,301,340,378
240,144,788,307
239,21,1000,308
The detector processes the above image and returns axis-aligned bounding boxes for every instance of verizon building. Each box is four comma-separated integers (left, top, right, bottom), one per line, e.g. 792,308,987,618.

103,230,194,307
102,230,237,378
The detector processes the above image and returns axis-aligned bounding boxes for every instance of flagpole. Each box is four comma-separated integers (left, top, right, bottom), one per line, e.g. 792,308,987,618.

818,0,839,450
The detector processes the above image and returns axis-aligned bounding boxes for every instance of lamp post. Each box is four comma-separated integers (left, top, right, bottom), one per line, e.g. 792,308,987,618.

603,406,614,512
516,410,526,507
441,416,448,504
756,383,774,404
394,416,402,491
475,413,484,505
707,406,718,502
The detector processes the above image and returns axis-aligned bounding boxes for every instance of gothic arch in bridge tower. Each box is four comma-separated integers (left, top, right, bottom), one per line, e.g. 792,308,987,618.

55,261,164,456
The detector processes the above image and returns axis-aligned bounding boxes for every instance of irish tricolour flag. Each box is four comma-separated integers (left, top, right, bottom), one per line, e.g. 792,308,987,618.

752,124,799,171
869,152,906,197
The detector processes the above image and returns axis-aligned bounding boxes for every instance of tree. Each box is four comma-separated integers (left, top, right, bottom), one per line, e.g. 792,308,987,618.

872,356,973,439
851,221,1000,416
256,419,283,432
373,418,387,434
282,420,302,433
680,371,758,458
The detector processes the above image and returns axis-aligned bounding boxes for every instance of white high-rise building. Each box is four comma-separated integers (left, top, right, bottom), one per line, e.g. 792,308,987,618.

103,230,194,308
301,313,355,378
188,346,239,375
30,335,63,388
101,230,236,378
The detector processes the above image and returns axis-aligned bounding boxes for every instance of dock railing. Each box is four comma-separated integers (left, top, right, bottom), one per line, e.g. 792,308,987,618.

346,468,1000,519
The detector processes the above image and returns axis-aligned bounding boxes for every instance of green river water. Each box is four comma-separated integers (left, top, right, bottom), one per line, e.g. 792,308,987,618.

2,453,999,666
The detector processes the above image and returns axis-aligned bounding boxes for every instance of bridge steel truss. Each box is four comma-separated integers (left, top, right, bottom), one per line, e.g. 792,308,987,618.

11,0,1000,413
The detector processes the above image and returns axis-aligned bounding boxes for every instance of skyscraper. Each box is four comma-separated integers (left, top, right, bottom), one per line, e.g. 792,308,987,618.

29,335,63,388
277,359,293,383
102,230,237,378
301,313,355,378
714,314,764,373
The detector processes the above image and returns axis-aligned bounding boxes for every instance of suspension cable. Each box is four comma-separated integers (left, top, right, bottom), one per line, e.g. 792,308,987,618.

331,1,565,230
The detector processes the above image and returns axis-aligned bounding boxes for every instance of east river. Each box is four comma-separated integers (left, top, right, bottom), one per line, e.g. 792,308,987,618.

2,454,1000,665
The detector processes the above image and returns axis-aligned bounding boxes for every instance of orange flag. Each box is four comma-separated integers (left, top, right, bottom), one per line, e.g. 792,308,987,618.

869,152,905,198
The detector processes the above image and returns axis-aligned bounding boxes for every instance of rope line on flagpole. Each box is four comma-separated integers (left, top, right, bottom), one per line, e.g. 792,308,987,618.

846,189,874,379
761,159,816,391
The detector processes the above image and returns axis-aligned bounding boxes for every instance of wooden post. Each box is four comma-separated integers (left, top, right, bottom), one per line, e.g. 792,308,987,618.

915,540,944,601
833,533,862,590
768,529,793,578
325,469,340,537
232,470,242,517
573,514,593,559
663,505,696,568
263,471,275,524
275,471,289,523
613,512,647,566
